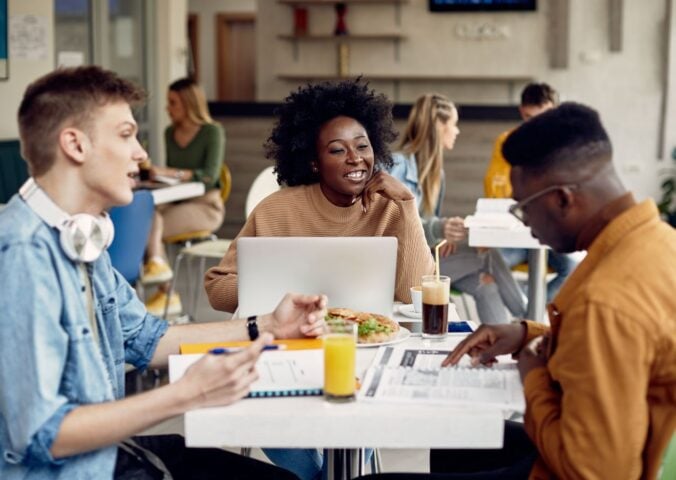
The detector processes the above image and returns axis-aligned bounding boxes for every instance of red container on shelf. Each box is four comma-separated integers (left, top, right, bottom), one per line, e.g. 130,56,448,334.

294,7,308,36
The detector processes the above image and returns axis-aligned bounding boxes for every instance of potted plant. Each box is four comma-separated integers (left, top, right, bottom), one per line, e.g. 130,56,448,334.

657,150,676,227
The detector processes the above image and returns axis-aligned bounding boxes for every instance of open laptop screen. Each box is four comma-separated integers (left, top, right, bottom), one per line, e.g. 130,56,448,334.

237,237,397,319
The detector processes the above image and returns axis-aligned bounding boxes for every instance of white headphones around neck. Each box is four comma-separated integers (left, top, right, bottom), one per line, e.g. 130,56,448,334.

19,178,115,263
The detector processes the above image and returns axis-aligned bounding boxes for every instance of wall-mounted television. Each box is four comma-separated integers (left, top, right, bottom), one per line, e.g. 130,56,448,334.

429,0,536,12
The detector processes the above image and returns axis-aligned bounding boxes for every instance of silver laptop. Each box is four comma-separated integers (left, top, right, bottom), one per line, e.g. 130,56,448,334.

237,237,397,318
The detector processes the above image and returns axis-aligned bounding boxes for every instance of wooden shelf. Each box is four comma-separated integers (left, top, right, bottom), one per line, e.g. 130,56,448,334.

277,73,533,82
278,33,405,41
278,73,532,102
279,0,407,5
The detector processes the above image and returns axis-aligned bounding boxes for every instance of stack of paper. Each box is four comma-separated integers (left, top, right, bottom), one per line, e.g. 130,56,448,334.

465,198,543,248
464,198,522,230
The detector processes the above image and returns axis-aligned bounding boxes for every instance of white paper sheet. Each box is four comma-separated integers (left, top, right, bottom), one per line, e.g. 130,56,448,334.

359,346,525,412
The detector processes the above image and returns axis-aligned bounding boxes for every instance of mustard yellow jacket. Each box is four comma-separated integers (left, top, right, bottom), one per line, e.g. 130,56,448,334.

484,130,512,198
521,200,676,479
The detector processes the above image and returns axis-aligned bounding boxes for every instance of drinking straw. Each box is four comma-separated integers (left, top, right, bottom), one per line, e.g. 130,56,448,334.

435,239,447,281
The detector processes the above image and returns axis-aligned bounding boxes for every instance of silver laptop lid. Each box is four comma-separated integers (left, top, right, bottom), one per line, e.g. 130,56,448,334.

237,237,397,319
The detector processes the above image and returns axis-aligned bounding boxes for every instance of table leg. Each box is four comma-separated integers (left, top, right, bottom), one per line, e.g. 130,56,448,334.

348,448,365,478
327,448,364,480
327,449,346,480
526,249,547,322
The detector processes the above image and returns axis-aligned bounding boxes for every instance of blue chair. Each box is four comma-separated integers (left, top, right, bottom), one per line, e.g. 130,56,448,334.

108,190,155,286
0,139,29,204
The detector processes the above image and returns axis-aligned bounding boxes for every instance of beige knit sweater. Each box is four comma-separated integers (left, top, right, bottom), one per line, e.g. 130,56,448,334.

205,183,435,313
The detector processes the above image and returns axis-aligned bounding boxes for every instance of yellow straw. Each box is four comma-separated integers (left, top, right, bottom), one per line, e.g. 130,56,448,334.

435,239,447,281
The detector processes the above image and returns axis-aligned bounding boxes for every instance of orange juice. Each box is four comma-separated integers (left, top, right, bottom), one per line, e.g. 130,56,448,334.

323,329,356,401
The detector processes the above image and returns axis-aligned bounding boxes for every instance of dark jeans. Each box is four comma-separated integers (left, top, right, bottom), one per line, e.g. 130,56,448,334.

358,421,537,480
114,434,299,480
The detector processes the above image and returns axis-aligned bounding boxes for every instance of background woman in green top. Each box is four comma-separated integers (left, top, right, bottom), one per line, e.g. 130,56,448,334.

143,78,225,316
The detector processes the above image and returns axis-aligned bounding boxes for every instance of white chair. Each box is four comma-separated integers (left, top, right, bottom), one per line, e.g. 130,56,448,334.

245,166,278,217
171,166,281,321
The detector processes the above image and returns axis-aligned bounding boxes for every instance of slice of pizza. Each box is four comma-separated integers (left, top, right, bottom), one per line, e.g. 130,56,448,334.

326,307,400,344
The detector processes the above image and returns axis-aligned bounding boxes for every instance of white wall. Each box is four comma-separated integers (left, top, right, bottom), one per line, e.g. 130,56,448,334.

0,0,53,140
149,0,189,166
188,0,256,100
255,0,672,204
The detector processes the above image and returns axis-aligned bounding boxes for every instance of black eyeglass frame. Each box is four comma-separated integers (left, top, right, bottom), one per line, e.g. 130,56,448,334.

508,184,578,223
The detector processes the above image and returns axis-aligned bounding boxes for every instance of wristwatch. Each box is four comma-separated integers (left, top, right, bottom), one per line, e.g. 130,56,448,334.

247,315,259,340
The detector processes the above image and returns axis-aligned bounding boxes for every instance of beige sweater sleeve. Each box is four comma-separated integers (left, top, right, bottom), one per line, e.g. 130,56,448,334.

390,199,435,303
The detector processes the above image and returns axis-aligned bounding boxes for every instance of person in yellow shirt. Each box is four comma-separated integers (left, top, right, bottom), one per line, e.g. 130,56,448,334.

484,82,577,301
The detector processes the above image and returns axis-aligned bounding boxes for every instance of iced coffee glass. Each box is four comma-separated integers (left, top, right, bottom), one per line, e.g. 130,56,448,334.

421,275,450,339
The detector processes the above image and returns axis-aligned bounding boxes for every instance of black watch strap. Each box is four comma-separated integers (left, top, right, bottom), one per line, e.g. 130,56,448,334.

247,315,259,340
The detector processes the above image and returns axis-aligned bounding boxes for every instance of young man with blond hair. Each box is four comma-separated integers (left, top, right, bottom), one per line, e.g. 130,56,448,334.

0,66,325,479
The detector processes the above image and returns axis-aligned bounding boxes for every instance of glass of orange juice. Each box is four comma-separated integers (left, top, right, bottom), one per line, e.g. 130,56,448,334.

323,319,357,402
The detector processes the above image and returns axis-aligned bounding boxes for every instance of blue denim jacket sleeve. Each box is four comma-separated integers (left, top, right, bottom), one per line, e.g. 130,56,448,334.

107,261,169,370
389,151,446,247
0,239,77,466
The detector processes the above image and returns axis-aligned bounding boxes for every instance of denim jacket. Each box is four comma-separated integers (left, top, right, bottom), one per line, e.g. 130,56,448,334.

0,195,169,479
389,151,446,247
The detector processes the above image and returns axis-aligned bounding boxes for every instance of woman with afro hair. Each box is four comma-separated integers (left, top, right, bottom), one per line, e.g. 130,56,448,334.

205,79,434,316
204,78,434,480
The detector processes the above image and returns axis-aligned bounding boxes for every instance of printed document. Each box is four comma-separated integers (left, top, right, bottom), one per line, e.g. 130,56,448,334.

359,346,525,412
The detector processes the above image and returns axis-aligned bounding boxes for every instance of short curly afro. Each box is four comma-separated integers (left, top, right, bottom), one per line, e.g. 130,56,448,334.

265,79,398,186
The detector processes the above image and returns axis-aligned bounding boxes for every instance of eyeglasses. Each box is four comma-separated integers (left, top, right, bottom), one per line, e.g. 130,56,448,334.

508,184,578,223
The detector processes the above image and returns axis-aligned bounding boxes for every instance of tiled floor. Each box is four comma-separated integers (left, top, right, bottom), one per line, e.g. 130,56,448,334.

138,253,432,474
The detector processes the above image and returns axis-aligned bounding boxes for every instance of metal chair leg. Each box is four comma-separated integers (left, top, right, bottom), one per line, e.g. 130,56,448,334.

240,447,252,457
188,255,207,322
370,448,382,473
460,294,471,320
352,448,366,477
163,250,185,320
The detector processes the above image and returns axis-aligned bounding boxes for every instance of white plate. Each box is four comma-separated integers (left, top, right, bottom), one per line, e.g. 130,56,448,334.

398,304,422,319
357,326,411,348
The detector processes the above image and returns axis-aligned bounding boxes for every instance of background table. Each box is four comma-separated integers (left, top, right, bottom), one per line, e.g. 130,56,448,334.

136,181,205,205
170,335,508,480
468,226,548,322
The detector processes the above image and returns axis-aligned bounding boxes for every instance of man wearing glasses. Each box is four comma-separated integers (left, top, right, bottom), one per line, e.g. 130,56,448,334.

422,103,675,479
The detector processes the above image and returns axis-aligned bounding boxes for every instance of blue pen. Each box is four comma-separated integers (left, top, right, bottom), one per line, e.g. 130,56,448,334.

209,345,286,355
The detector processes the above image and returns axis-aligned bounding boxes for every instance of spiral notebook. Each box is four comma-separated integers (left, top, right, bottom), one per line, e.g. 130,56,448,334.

169,350,324,398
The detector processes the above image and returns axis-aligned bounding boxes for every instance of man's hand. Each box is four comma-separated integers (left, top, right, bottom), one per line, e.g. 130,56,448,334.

361,171,415,213
265,293,327,339
178,333,272,409
516,334,549,380
442,323,527,367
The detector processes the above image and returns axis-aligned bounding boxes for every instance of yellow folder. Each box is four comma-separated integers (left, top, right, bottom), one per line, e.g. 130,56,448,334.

179,338,323,354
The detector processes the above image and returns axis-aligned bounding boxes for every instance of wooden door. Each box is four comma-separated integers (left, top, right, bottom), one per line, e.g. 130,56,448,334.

187,13,199,81
216,13,256,101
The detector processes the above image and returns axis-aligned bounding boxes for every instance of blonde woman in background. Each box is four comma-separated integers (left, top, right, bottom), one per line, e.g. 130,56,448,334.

143,78,225,316
389,94,526,324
